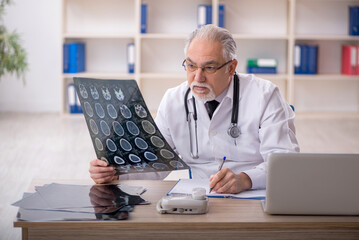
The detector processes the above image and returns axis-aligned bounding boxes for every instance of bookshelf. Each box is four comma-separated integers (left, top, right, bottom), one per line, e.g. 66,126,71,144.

61,0,359,116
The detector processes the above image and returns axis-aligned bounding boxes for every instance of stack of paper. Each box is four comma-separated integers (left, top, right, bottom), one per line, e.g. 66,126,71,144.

12,183,149,221
167,179,266,199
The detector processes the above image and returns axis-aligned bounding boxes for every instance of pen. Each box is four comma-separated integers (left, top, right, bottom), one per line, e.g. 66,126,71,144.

209,156,226,193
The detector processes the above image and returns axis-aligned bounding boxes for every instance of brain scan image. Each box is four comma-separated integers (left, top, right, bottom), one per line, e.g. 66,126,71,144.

90,85,99,100
113,121,124,137
79,84,88,98
101,87,111,100
160,149,175,159
74,78,190,176
150,136,165,148
114,156,125,165
144,151,158,161
114,87,125,101
89,119,98,134
152,163,169,170
134,104,147,118
126,121,140,136
95,138,103,151
106,139,117,152
141,120,156,134
120,105,132,119
128,154,141,163
170,160,184,168
100,120,110,136
95,103,105,118
84,102,93,117
120,138,132,151
134,137,148,150
107,104,118,119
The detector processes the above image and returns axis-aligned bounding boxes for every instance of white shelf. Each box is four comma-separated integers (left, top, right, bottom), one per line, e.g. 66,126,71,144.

294,74,359,81
61,0,359,115
63,72,136,80
64,32,136,39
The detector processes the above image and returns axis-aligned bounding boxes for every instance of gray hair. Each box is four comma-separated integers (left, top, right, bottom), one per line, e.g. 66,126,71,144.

184,24,237,61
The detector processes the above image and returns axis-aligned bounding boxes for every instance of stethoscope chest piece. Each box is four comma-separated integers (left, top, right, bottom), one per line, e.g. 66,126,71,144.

228,123,241,138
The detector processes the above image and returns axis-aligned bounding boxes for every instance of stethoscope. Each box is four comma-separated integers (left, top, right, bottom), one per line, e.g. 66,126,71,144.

184,73,240,159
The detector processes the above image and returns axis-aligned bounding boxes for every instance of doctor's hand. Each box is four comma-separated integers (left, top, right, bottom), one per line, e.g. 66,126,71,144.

209,168,252,194
89,159,119,184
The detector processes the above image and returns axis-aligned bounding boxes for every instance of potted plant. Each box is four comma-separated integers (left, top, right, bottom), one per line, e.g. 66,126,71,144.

0,0,28,83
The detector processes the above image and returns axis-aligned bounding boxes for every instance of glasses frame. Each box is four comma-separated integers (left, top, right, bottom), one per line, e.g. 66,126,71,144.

182,59,233,74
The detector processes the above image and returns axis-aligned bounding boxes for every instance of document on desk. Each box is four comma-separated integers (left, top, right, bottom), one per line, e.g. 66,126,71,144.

167,179,266,199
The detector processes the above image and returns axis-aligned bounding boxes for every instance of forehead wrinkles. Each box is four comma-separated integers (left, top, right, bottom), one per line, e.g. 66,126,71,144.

186,57,219,66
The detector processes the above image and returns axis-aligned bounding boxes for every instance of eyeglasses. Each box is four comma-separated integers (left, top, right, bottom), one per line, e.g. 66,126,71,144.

182,59,233,74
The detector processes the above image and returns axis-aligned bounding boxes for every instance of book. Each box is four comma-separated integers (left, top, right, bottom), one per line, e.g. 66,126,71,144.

247,58,278,68
167,179,266,199
218,4,225,28
341,45,358,75
349,6,359,36
141,3,147,34
127,43,135,74
63,43,85,73
247,67,277,74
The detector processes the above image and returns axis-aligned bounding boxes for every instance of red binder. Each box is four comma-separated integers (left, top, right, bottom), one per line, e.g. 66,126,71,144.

341,45,358,75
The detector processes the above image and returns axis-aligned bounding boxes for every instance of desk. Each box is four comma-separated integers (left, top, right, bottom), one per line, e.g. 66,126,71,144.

14,179,359,240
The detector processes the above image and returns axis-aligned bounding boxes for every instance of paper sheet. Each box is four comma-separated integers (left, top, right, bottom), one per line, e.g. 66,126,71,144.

167,179,266,199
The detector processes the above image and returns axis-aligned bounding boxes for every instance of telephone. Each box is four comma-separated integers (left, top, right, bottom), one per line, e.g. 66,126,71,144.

156,188,209,214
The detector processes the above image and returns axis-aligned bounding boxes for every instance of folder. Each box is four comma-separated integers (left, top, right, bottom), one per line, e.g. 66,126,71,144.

63,43,86,73
197,5,207,28
67,84,76,114
218,4,225,28
141,3,147,34
127,43,135,74
349,6,359,36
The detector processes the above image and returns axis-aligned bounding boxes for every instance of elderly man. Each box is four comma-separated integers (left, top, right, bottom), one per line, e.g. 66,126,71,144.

89,25,300,193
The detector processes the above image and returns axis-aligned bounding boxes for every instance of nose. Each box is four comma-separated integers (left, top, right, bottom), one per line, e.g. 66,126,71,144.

194,67,206,82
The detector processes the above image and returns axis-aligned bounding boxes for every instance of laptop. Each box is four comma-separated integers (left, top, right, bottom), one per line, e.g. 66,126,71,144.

262,153,359,215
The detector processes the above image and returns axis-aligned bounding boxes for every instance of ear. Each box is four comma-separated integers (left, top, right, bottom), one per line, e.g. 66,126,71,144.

228,59,238,76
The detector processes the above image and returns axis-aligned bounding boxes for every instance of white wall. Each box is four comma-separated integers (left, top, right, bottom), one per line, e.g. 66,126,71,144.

0,0,62,112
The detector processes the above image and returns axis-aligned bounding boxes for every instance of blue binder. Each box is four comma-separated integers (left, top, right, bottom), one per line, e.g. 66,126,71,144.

141,4,147,34
308,45,318,74
349,6,359,36
127,43,135,74
218,4,225,28
63,43,85,73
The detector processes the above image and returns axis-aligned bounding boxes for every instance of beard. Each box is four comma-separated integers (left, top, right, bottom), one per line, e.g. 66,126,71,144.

190,82,216,102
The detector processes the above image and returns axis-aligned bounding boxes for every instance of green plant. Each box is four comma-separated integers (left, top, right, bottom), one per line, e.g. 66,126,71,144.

0,0,28,83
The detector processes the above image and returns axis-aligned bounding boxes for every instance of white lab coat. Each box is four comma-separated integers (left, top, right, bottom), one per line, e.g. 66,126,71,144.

155,73,300,189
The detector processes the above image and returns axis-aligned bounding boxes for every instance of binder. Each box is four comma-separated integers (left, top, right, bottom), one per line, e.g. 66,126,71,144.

341,45,358,75
67,84,76,114
141,4,147,34
294,45,301,74
127,43,135,74
206,5,212,25
349,6,359,36
294,44,318,74
63,43,86,73
75,94,83,113
197,5,207,28
307,45,318,74
218,4,225,28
